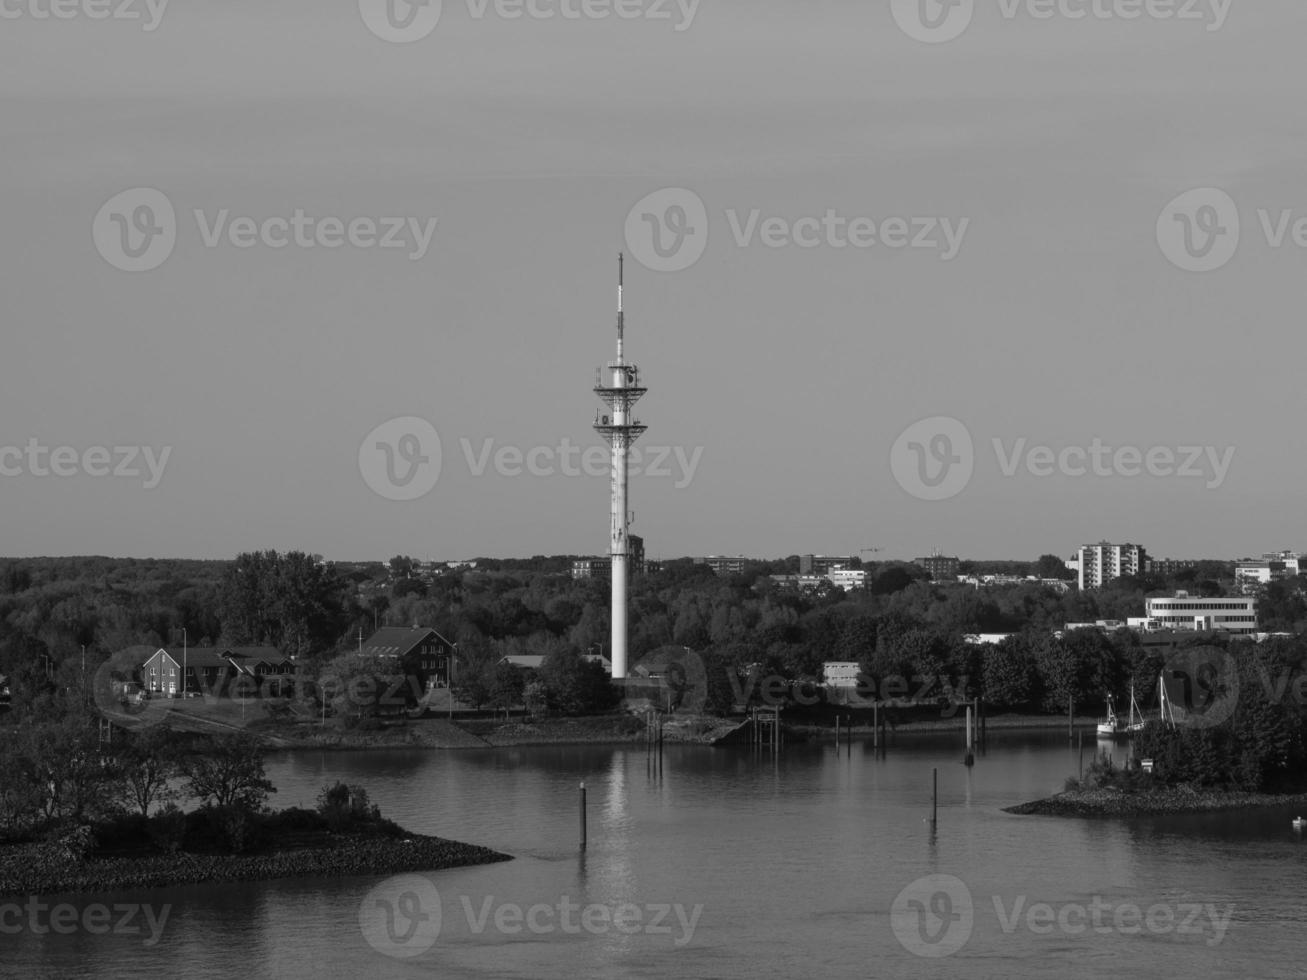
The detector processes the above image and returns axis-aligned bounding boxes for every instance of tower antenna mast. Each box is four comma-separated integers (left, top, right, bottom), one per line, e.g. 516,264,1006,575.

593,252,647,680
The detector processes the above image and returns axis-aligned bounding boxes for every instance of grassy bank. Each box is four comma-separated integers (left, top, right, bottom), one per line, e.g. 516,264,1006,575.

0,833,511,899
1005,786,1307,817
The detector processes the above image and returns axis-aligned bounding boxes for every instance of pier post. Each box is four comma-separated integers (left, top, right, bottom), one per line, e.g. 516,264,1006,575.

964,705,974,767
579,781,587,851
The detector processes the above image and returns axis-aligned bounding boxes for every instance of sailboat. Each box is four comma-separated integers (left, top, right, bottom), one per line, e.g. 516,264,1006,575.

1097,684,1145,738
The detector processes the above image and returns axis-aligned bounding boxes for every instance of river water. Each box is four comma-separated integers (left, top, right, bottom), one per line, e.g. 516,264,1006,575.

6,733,1307,979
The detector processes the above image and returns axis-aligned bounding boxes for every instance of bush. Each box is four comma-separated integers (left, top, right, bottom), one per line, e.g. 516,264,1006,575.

43,824,97,863
316,782,382,832
148,804,187,853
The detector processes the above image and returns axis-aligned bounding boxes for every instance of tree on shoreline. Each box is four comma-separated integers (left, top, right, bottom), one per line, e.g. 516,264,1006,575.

182,733,275,811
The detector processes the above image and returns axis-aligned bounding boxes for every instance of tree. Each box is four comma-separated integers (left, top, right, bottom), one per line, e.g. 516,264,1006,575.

982,635,1039,710
182,734,275,811
115,725,182,818
540,649,620,716
1035,554,1074,580
318,653,405,725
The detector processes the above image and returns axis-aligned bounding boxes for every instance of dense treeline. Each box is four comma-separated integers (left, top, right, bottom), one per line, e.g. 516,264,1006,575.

3,553,1307,724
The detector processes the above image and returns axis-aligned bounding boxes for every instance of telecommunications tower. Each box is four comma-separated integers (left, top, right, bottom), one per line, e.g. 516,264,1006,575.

593,254,647,680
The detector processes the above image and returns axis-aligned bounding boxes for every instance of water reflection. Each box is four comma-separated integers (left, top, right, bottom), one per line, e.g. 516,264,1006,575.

7,733,1307,979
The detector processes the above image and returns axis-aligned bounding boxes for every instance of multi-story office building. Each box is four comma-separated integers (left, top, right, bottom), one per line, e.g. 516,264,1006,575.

799,554,856,576
1234,551,1302,594
1077,542,1147,590
1143,592,1258,634
914,554,961,581
695,555,747,576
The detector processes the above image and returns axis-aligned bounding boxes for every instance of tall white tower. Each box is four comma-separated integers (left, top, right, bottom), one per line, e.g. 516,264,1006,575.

594,254,646,680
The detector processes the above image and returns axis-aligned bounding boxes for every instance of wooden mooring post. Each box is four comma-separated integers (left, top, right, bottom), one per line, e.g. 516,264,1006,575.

579,781,587,851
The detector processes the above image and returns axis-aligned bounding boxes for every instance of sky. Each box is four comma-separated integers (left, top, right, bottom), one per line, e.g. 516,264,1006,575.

2,0,1305,564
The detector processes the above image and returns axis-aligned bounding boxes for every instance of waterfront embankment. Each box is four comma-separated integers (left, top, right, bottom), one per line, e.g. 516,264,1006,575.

1005,786,1307,817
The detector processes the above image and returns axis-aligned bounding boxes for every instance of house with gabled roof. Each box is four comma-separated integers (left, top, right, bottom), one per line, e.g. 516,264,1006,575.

361,626,454,693
139,646,293,697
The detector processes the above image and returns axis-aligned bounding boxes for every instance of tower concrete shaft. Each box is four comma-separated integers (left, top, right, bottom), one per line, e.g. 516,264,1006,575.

593,254,646,680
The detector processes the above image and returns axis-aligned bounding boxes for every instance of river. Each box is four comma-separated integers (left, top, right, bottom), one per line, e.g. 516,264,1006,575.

6,733,1306,979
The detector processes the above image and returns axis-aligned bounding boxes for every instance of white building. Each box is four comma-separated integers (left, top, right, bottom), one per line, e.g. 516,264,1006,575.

822,662,862,689
1077,542,1147,591
1234,551,1302,594
1143,592,1258,634
827,567,867,591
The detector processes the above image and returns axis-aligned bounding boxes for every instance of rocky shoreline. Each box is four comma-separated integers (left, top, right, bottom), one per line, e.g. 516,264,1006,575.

0,834,512,899
1005,786,1307,817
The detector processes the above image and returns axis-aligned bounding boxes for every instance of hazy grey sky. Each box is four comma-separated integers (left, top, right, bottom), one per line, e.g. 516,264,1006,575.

2,0,1305,563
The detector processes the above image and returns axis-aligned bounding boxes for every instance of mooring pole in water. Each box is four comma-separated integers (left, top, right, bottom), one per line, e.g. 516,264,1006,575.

1078,730,1085,780
931,767,938,831
873,702,879,748
579,781,587,851
964,704,975,767
835,715,840,750
1069,696,1074,740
